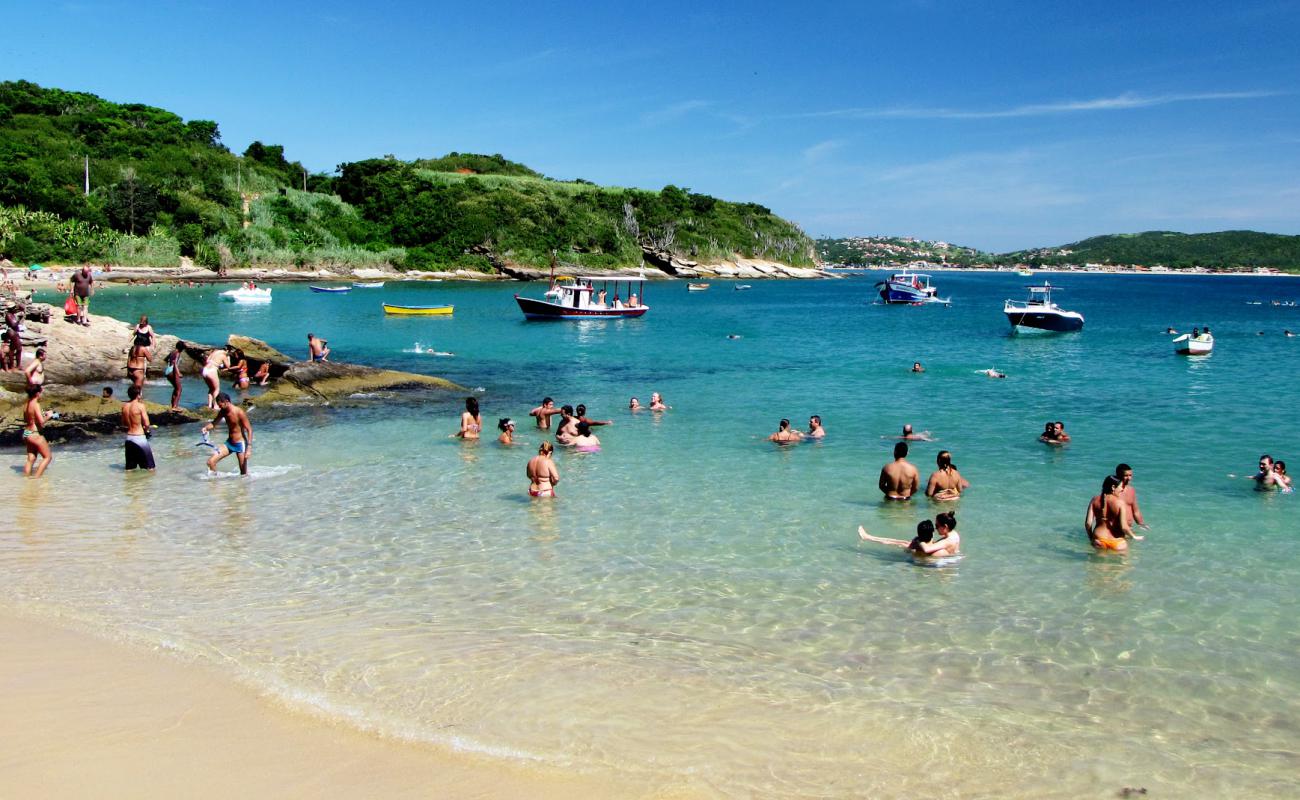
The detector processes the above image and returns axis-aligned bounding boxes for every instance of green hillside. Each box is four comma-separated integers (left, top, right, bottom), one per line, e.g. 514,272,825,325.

1011,230,1300,271
0,80,813,272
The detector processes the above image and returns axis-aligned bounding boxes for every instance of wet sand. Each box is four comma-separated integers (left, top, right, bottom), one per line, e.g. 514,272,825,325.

0,610,657,800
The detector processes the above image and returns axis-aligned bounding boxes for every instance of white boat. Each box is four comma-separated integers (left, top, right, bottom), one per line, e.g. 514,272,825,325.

352,281,385,288
516,275,649,320
1173,332,1213,355
1017,269,1034,277
1004,282,1084,333
734,284,752,291
219,286,272,303
687,283,711,292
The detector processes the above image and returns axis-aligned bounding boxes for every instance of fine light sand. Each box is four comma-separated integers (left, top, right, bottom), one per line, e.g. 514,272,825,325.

0,610,659,800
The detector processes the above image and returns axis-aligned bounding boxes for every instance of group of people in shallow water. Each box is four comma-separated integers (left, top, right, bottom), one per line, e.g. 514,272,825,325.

1085,464,1148,551
443,393,670,498
1253,454,1293,493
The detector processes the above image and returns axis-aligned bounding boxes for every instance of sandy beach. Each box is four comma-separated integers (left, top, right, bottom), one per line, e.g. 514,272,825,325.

0,609,655,800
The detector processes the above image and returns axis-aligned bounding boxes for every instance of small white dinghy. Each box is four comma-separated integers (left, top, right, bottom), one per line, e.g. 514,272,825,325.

1173,332,1213,355
219,286,272,303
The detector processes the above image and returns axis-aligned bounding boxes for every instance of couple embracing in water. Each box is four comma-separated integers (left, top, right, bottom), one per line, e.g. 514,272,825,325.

859,511,960,562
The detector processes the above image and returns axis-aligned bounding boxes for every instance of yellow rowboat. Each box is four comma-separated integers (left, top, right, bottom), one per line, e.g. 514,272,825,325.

382,303,454,316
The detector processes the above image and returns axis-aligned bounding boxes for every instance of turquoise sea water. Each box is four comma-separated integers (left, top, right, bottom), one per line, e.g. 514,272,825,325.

4,273,1300,798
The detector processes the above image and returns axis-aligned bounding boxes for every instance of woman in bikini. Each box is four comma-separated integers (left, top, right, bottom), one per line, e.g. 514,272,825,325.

201,348,230,409
22,384,54,477
526,441,560,497
165,341,184,409
1086,475,1132,551
925,450,970,501
225,347,250,390
572,421,601,452
456,396,482,439
126,346,149,393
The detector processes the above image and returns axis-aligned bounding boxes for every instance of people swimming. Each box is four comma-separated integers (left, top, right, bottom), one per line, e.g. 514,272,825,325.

858,511,960,561
768,418,803,444
1085,474,1134,551
572,421,601,452
456,396,482,439
893,423,934,442
498,418,516,445
806,415,825,439
979,368,1007,379
878,441,920,501
1039,420,1070,445
925,450,969,501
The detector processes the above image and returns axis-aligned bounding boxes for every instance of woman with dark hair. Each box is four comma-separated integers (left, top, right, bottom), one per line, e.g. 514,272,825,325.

131,314,155,361
497,418,516,445
457,396,482,439
1086,475,1132,551
225,347,250,390
925,450,969,501
572,420,601,452
165,341,184,409
858,512,960,560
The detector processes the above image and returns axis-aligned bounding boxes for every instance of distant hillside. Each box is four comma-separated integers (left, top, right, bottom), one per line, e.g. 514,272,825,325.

0,80,813,271
816,235,993,266
1009,231,1300,271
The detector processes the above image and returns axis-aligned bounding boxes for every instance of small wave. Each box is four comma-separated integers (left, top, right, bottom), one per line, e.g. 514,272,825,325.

349,391,396,399
199,463,302,481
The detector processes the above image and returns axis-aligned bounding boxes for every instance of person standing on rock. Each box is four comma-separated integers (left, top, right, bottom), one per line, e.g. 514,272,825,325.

24,347,46,388
70,266,94,326
121,385,156,472
201,348,230,410
22,384,55,477
307,333,330,362
3,303,22,371
165,341,184,410
202,392,253,476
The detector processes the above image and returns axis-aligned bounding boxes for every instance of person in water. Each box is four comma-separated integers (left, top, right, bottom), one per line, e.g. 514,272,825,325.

980,368,1007,379
497,418,516,445
879,441,920,501
896,423,934,442
769,418,803,444
201,347,229,409
554,405,580,445
1274,461,1294,492
858,512,960,559
526,441,560,497
202,392,253,475
253,360,271,386
1039,421,1060,444
649,392,668,411
22,384,54,477
628,397,642,411
572,421,601,452
1086,474,1133,551
911,362,925,373
121,385,155,472
807,415,826,439
530,397,563,430
126,345,149,393
307,333,330,362
165,341,184,409
1254,454,1282,490
1051,421,1071,443
575,403,611,427
925,450,970,501
456,396,481,439
1114,463,1147,528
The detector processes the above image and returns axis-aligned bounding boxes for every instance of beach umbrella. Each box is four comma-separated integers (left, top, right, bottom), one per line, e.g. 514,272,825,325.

28,263,43,270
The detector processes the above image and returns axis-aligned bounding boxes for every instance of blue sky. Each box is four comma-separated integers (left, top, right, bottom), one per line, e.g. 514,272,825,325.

3,0,1298,251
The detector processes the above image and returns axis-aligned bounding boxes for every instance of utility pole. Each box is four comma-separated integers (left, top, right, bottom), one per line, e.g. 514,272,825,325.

83,156,89,196
302,168,307,192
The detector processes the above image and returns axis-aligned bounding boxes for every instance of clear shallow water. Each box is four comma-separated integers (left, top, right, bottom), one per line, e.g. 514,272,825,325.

5,274,1300,798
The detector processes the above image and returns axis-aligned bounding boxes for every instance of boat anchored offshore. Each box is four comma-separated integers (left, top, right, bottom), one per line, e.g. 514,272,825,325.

876,270,950,305
219,284,272,303
1173,329,1214,355
310,285,352,294
352,281,385,288
687,283,711,292
383,303,453,316
515,275,649,320
1004,282,1084,333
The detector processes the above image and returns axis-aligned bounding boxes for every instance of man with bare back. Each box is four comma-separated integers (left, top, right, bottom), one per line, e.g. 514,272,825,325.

878,441,920,501
121,385,156,472
202,392,253,475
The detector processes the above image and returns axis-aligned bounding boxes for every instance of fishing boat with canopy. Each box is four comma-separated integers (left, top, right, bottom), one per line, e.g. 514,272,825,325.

515,273,650,320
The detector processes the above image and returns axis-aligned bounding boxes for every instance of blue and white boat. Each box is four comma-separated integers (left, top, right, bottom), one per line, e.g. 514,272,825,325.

1004,282,1084,333
876,270,950,305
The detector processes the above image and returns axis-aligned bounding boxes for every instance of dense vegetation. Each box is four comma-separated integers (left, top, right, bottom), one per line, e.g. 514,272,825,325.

1011,231,1300,271
0,80,813,272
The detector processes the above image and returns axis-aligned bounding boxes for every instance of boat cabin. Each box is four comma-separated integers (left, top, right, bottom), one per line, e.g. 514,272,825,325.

543,276,647,311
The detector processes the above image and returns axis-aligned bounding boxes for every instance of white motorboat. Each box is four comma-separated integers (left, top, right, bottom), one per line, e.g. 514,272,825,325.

1004,282,1083,333
352,281,385,288
1173,332,1213,355
219,286,272,303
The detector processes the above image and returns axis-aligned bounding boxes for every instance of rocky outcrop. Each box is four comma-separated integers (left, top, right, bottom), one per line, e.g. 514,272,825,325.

254,360,462,405
0,384,200,445
4,310,192,385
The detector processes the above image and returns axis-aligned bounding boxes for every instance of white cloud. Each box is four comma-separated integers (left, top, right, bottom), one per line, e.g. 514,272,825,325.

800,90,1281,121
641,100,711,126
801,139,844,163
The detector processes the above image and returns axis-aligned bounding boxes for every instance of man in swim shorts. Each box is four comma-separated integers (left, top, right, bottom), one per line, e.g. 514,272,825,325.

202,392,253,475
70,265,94,326
879,441,920,501
530,397,563,430
307,333,330,362
121,385,155,472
